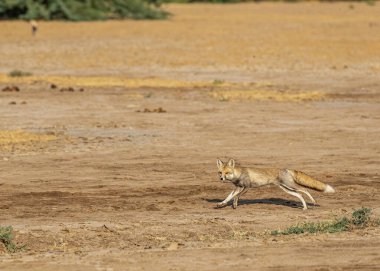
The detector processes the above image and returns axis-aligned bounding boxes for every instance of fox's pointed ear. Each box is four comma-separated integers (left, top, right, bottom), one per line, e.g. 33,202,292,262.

216,159,224,170
227,158,235,168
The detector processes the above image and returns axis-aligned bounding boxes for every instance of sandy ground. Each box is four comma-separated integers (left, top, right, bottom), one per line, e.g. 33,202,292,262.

0,3,380,270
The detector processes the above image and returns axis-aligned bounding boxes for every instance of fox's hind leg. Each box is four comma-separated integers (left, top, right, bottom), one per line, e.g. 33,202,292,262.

279,169,316,206
232,187,248,209
299,189,316,204
279,185,308,210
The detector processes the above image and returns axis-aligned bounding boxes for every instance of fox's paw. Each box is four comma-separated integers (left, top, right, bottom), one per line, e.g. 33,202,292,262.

216,202,227,208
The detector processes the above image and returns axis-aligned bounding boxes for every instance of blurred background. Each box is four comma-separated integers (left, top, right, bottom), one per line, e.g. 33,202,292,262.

1,0,379,89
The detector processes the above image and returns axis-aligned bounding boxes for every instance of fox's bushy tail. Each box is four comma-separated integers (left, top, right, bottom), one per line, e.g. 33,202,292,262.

293,170,335,193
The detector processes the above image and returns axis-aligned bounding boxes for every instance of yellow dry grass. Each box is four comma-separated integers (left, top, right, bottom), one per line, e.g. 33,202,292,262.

0,74,211,89
0,72,326,102
209,90,326,102
0,130,56,151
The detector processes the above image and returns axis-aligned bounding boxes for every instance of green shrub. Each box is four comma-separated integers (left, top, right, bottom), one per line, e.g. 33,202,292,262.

8,70,33,77
0,0,169,21
351,207,371,227
0,226,18,253
271,207,377,236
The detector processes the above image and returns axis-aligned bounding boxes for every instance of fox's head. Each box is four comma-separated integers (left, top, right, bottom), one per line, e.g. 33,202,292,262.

216,158,236,182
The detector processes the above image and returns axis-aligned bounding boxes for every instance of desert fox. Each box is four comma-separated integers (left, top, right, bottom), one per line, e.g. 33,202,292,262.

216,158,335,210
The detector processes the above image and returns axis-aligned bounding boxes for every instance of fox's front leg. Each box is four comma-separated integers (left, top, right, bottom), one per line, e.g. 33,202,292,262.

217,188,238,208
232,187,248,209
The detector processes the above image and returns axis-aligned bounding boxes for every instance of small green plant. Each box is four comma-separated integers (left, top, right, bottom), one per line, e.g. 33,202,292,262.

271,218,350,235
218,95,230,102
271,207,376,236
351,207,371,227
212,79,224,85
144,92,153,98
8,70,33,77
0,226,18,253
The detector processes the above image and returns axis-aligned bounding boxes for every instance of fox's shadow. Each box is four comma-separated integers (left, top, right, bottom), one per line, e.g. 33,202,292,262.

205,198,319,209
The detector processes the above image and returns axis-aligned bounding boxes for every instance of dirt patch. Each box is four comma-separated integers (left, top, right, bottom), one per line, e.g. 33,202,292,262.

2,86,20,92
136,107,167,113
0,83,379,269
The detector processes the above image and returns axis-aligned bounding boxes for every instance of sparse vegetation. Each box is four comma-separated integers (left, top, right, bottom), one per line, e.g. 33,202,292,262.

351,207,372,227
271,207,376,236
144,92,153,98
209,89,326,102
0,226,19,253
0,130,57,152
212,79,225,85
8,70,32,77
218,95,230,102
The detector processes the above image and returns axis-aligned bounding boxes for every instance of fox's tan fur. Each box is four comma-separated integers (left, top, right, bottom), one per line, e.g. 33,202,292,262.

216,158,335,210
292,170,327,191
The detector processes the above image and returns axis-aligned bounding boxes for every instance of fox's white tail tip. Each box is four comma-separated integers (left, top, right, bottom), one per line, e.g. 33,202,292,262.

324,184,335,193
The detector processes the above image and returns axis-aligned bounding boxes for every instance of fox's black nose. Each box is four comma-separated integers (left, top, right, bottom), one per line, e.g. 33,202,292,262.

220,177,223,181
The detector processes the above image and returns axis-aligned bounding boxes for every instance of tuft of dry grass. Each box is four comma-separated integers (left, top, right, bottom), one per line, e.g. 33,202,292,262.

0,74,210,89
8,70,32,77
209,89,326,102
0,130,56,152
